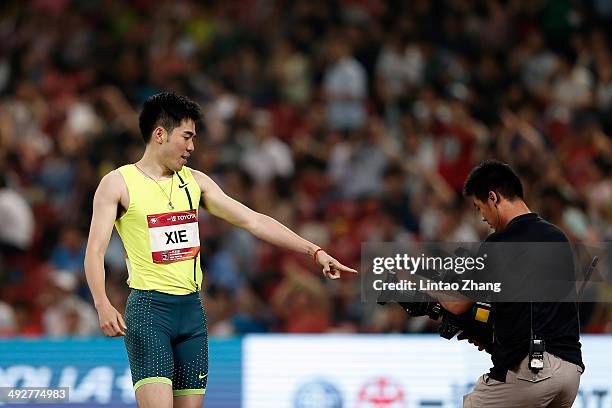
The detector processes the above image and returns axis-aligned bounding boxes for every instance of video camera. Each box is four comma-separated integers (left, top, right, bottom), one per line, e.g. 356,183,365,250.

376,248,494,347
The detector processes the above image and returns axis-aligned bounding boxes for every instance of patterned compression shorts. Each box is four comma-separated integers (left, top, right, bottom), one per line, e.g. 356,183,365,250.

124,289,208,396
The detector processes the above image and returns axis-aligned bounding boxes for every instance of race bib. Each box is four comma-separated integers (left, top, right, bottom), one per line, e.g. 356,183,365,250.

147,210,200,263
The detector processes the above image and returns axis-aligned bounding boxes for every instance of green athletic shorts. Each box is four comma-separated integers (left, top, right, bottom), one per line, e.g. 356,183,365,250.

124,289,208,396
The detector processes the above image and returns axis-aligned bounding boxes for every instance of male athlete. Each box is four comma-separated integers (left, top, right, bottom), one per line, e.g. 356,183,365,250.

84,92,357,408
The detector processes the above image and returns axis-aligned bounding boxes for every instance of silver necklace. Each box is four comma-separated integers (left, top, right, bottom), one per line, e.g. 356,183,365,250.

134,164,176,210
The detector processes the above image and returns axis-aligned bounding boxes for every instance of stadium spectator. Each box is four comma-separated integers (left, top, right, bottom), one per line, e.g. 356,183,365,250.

0,174,34,255
323,35,368,131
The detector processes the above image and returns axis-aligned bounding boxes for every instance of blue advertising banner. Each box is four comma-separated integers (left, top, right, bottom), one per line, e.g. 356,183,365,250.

0,338,241,407
3,335,610,407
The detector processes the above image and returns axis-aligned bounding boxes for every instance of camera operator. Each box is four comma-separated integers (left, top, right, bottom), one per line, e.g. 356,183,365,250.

442,160,584,408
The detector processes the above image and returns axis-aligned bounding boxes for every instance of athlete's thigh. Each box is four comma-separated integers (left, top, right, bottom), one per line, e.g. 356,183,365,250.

173,394,205,408
171,298,208,397
124,290,175,390
136,383,173,408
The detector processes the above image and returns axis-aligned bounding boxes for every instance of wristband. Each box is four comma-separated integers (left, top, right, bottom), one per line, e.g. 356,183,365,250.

313,248,324,263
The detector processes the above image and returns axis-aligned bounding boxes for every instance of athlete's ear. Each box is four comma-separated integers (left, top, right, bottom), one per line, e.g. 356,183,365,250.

153,126,166,144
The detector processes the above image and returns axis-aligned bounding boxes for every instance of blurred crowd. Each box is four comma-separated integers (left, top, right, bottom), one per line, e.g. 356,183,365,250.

1,0,611,338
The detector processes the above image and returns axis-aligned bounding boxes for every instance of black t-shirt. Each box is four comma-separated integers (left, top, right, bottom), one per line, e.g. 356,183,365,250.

479,213,584,382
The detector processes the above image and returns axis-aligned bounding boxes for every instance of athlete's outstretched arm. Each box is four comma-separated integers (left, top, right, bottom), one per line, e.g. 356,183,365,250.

84,171,127,336
192,170,357,279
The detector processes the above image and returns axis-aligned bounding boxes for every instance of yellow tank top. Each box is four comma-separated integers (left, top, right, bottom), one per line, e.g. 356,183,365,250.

114,164,203,294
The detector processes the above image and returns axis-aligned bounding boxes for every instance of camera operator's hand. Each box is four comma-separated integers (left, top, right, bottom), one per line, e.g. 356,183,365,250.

457,331,488,352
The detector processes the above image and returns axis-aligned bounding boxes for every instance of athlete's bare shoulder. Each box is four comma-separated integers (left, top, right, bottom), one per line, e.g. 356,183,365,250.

186,167,218,193
96,169,129,211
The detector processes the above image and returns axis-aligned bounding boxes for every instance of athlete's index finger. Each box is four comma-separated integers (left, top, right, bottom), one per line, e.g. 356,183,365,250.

335,262,358,274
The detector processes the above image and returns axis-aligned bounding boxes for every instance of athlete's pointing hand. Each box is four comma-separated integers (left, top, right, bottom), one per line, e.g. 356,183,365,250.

314,248,358,280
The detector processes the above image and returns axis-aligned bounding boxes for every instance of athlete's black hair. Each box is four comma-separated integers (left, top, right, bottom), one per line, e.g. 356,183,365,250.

138,92,202,143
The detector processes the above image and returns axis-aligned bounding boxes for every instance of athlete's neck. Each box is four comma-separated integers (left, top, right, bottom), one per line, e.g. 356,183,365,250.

136,151,173,180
